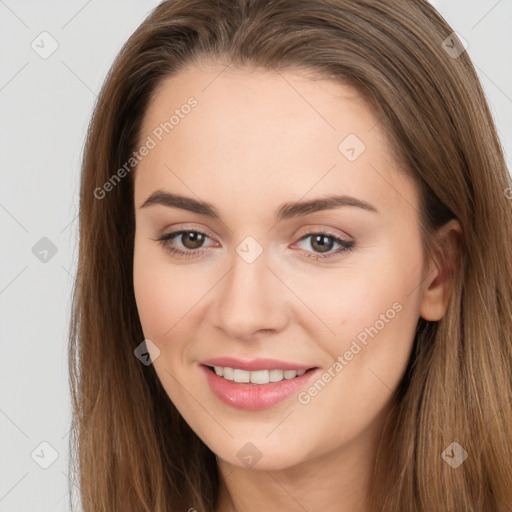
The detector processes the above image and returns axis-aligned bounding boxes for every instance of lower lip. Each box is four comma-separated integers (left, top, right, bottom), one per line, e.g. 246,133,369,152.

200,365,319,410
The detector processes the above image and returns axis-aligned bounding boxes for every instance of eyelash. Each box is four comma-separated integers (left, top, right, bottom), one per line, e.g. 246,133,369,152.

156,229,354,261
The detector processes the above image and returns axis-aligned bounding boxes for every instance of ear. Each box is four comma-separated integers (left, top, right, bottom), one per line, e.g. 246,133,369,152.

419,219,462,321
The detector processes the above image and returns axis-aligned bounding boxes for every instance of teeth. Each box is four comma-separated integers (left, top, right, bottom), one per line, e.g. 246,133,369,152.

212,366,308,384
269,369,284,382
233,369,250,383
223,367,233,380
250,370,269,384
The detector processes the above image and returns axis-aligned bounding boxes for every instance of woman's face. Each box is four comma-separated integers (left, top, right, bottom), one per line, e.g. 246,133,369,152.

132,64,442,470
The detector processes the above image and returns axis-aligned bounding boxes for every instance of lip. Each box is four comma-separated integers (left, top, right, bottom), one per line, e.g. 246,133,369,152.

200,356,315,372
199,363,320,411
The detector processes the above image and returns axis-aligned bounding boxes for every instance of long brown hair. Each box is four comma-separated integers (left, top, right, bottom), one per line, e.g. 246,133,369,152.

68,1,512,510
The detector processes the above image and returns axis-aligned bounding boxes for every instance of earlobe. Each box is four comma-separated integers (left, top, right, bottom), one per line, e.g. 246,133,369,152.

419,219,462,321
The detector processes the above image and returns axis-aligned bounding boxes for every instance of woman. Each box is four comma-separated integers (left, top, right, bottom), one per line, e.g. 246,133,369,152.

68,0,512,510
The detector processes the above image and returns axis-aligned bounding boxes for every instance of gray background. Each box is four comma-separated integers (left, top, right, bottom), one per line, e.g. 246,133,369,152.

1,1,510,510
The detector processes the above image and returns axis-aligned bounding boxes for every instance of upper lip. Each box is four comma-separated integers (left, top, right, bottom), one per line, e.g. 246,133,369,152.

200,357,317,371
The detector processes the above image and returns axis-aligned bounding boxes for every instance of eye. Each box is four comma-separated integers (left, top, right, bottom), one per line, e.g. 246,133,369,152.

293,231,354,260
156,230,216,259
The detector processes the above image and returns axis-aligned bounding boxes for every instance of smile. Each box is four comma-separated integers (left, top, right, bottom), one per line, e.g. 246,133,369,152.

200,362,319,410
210,366,306,384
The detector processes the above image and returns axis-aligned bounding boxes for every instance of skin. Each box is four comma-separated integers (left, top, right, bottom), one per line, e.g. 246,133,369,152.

132,63,461,512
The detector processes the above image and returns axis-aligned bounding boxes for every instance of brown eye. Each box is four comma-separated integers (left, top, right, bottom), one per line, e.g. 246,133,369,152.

179,231,206,249
157,230,215,258
309,234,336,253
294,231,355,261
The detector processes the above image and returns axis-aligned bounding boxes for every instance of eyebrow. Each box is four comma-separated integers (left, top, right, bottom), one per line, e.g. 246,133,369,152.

139,189,379,221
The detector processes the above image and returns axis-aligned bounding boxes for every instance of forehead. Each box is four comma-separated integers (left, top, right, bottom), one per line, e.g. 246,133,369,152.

141,64,381,151
134,64,417,219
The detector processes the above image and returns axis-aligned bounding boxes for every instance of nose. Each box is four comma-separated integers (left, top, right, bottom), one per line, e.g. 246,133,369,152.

208,246,290,340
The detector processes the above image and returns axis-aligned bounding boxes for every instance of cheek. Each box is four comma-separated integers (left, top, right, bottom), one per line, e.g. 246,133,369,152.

133,241,217,442
292,245,422,342
133,239,196,342
286,261,422,455
299,235,424,390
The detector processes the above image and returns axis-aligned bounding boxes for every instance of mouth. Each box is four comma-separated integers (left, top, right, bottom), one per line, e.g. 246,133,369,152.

202,364,317,384
199,361,320,410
